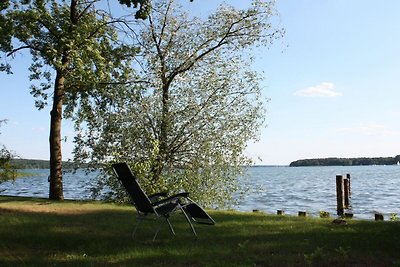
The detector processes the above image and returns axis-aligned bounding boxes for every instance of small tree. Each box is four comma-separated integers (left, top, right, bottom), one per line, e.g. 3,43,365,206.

0,0,136,200
74,0,284,207
0,120,17,183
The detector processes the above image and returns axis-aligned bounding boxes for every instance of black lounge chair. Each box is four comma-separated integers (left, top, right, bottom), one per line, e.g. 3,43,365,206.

112,162,215,241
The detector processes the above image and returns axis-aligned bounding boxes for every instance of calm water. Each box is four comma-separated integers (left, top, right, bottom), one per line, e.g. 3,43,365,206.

0,169,99,200
237,165,400,219
1,166,399,219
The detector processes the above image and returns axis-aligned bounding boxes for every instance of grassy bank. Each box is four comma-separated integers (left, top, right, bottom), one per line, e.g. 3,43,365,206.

1,196,399,266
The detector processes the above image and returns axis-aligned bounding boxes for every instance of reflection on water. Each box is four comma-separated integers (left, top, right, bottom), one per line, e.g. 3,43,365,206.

1,165,399,219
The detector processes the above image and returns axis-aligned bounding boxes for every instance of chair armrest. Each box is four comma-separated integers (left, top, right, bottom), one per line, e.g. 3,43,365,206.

169,192,190,199
148,191,169,203
148,192,168,198
151,192,190,207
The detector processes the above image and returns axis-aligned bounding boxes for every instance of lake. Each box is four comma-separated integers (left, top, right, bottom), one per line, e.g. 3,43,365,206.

1,165,399,219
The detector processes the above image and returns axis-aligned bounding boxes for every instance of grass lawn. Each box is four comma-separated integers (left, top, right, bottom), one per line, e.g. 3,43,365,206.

1,196,400,267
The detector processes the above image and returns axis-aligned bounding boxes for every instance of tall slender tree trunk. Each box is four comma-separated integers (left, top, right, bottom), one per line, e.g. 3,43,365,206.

48,0,77,200
49,66,66,200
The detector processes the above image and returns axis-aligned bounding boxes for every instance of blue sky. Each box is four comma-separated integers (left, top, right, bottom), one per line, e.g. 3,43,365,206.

1,0,400,165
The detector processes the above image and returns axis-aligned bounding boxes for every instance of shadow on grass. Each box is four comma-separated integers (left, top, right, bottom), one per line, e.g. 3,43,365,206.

1,200,400,266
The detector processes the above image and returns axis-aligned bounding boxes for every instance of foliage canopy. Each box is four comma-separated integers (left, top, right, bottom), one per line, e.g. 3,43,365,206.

0,0,137,199
74,0,284,207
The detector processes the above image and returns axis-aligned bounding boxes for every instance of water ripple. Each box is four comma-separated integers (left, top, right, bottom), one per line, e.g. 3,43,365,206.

237,165,400,219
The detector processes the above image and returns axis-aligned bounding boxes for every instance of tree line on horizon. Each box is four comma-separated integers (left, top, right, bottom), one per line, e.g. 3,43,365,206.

289,155,400,167
9,159,78,170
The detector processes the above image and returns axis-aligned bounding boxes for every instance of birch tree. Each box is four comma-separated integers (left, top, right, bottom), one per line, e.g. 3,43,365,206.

74,0,284,207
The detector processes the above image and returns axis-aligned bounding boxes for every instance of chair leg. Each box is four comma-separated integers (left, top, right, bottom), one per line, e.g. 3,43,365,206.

153,222,162,242
180,206,198,238
166,217,176,235
152,217,175,241
132,217,143,239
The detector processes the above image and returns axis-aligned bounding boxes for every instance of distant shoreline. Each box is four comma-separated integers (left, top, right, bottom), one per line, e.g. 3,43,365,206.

289,155,400,167
10,159,75,169
11,157,400,169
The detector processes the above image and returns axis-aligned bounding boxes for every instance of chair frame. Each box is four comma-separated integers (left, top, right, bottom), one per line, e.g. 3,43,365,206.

132,192,198,241
112,163,212,241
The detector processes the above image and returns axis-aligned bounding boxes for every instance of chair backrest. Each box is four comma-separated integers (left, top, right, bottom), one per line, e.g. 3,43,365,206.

112,163,154,213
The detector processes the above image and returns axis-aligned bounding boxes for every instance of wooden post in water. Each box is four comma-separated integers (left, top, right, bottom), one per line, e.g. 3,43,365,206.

375,213,384,221
298,211,307,217
336,175,345,216
344,178,350,209
346,173,351,196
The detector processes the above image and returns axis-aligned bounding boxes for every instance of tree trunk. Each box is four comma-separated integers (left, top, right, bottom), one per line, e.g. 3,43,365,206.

151,84,170,183
49,69,65,200
48,0,78,200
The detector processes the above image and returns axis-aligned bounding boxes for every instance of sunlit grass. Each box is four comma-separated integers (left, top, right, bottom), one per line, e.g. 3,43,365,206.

1,196,399,266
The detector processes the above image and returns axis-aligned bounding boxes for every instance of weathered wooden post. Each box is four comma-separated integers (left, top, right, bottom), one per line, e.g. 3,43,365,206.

344,178,350,209
346,173,351,196
298,211,307,217
375,213,384,221
336,175,345,216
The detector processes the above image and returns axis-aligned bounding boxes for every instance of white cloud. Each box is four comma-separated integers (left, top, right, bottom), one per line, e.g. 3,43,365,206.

294,82,342,97
336,122,399,136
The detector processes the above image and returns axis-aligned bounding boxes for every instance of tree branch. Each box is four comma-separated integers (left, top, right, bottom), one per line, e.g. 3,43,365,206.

76,0,98,22
149,14,167,85
157,0,172,48
6,45,42,57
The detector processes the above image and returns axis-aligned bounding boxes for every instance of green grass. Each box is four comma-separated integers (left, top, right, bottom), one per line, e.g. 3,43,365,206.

1,196,400,267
